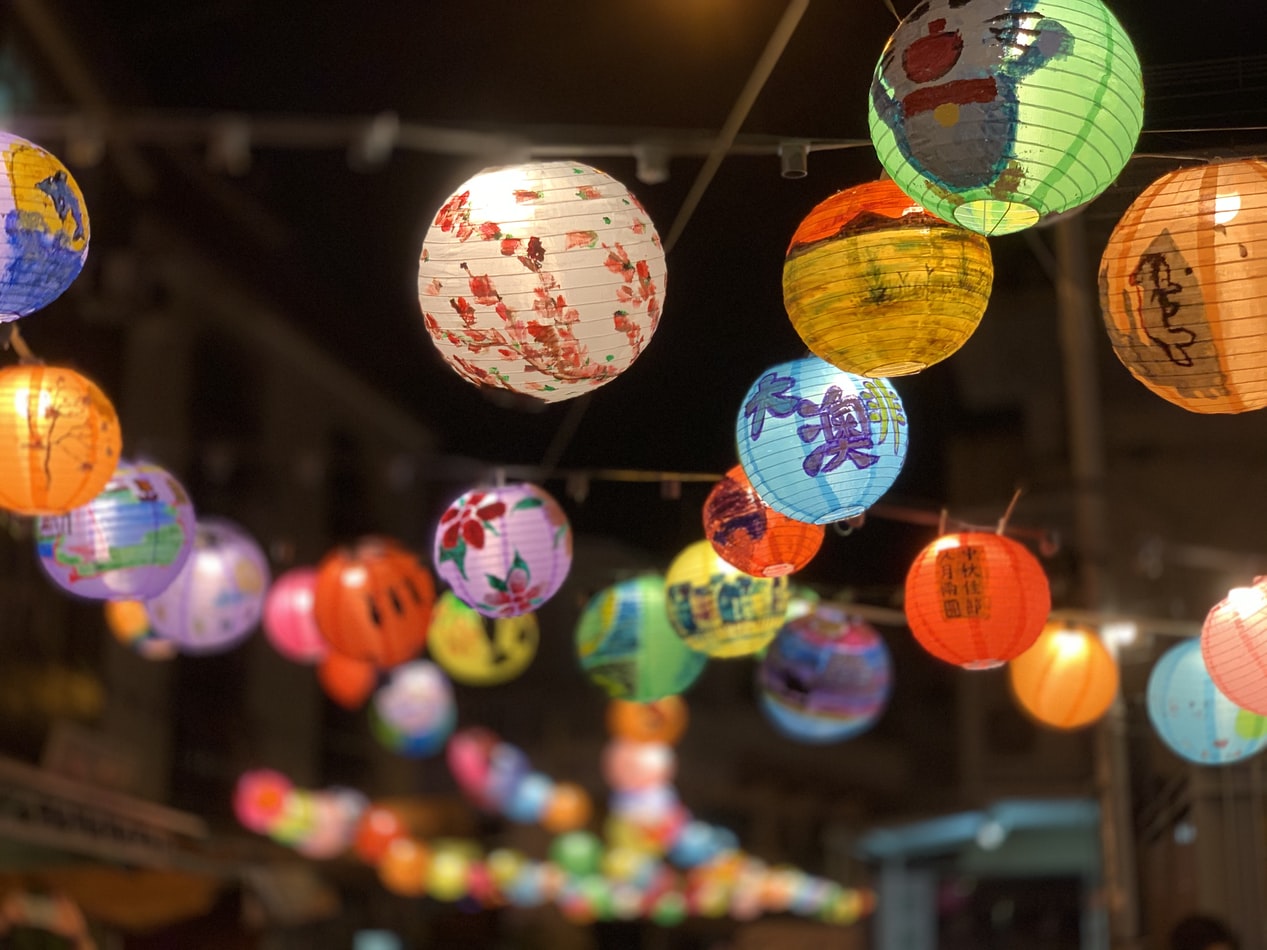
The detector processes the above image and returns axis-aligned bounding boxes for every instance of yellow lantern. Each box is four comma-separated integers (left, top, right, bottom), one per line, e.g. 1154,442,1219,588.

426,591,538,686
1008,621,1119,729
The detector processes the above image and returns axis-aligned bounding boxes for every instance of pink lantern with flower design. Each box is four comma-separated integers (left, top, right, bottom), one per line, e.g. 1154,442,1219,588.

263,566,328,664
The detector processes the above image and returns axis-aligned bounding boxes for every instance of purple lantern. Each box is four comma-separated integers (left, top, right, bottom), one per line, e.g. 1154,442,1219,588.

263,566,328,664
144,516,271,655
370,660,456,757
433,482,572,618
35,460,196,600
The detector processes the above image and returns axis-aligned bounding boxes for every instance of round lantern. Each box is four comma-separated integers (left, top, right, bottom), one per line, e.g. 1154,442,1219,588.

433,482,572,618
378,837,431,897
1008,621,1119,729
783,179,993,376
313,536,435,669
317,650,378,709
417,160,666,402
0,364,121,516
234,768,292,835
1099,159,1267,413
703,465,824,578
0,133,90,321
904,531,1051,669
144,517,270,655
370,660,457,758
262,566,328,664
664,540,790,658
35,460,195,601
575,575,708,701
868,0,1143,236
606,696,689,746
735,356,907,524
1147,638,1267,766
757,604,892,743
104,599,177,661
426,591,538,686
1201,577,1267,715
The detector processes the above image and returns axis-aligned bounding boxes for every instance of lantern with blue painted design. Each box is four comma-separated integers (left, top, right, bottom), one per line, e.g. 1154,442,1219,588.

370,660,456,757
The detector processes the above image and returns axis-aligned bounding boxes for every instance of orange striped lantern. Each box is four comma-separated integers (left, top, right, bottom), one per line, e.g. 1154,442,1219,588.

1100,159,1267,413
1201,577,1267,715
1008,621,1119,729
703,465,823,578
783,179,993,377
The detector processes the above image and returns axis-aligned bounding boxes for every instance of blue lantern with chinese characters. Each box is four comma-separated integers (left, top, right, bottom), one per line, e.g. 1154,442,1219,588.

735,356,907,524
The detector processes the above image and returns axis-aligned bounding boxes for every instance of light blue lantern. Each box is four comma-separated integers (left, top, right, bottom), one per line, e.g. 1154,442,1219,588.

735,356,908,524
1146,639,1267,766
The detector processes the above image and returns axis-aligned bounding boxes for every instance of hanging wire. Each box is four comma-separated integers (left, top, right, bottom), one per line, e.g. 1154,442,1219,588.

0,324,39,363
880,0,903,22
995,487,1024,534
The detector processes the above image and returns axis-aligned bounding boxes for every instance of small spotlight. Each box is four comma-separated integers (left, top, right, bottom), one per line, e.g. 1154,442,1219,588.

1101,620,1138,653
976,818,1007,851
348,111,400,172
779,142,808,179
635,143,670,185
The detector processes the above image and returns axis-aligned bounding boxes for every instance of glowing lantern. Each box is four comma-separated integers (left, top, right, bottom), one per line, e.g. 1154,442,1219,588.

783,179,993,376
868,0,1143,236
541,782,592,834
379,837,431,897
313,536,435,669
575,575,707,701
417,160,665,402
353,805,408,865
602,740,676,792
1008,621,1119,729
103,599,176,661
664,539,790,658
904,531,1051,669
736,356,907,524
426,591,538,686
433,482,572,618
607,696,689,745
550,831,605,877
369,660,456,757
703,465,824,578
234,768,292,834
317,650,377,709
1147,638,1267,766
1099,159,1267,413
0,364,120,516
0,132,89,321
262,567,328,664
1201,577,1267,715
144,517,270,655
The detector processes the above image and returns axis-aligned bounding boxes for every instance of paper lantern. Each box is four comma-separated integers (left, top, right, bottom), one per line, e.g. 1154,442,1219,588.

1008,621,1119,729
550,831,605,877
369,660,456,758
575,575,707,701
417,160,666,401
904,531,1051,669
736,356,907,524
313,536,435,668
606,696,689,746
1099,159,1267,413
664,540,790,658
783,179,993,376
379,837,431,897
144,517,270,655
869,0,1143,235
541,782,592,834
602,740,676,792
434,482,572,618
0,133,90,321
233,769,292,834
103,599,177,661
262,566,328,664
429,593,538,686
1201,577,1267,715
0,364,121,516
1147,638,1267,766
757,604,892,743
317,650,377,709
703,465,823,578
354,805,409,865
35,460,195,600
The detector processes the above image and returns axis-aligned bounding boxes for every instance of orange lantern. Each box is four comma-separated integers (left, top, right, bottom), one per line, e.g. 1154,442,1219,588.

541,782,592,834
1008,621,1119,729
703,465,824,578
317,650,378,709
0,364,121,515
904,531,1051,670
353,804,408,865
378,836,431,896
606,696,689,746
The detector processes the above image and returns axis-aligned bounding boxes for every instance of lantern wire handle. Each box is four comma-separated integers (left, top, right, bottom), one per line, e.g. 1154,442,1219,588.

938,507,949,537
881,0,902,22
0,324,40,365
996,487,1024,535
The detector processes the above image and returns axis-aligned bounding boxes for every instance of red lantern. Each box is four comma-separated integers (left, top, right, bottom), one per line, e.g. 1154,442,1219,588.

904,532,1050,670
317,650,378,709
703,465,824,578
1201,577,1267,715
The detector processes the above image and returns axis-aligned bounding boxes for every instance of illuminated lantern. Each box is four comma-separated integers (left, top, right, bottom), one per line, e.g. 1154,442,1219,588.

664,539,790,658
233,769,292,834
433,482,572,618
36,460,195,601
0,364,120,515
602,740,676,792
504,772,554,825
541,782,592,834
144,517,270,655
103,599,176,661
353,805,408,865
550,831,605,877
783,179,993,376
736,356,907,524
0,132,89,321
379,837,431,897
757,604,892,743
428,843,475,902
606,696,689,745
1147,638,1267,766
575,575,707,701
904,531,1050,669
868,0,1143,236
1008,621,1119,729
317,651,377,709
313,536,435,668
369,660,456,758
1099,159,1267,413
427,591,538,686
1201,577,1267,715
417,160,666,402
262,567,328,664
703,465,824,578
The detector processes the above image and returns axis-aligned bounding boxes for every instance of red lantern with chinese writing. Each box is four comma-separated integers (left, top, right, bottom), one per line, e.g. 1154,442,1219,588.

703,465,824,578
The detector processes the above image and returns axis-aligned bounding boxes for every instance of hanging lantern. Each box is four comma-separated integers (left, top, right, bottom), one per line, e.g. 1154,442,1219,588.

378,837,431,897
904,531,1051,669
426,591,538,686
868,0,1143,236
575,575,707,701
313,536,435,669
103,598,176,661
262,566,329,664
0,132,90,321
1099,159,1267,413
1147,638,1267,766
703,465,823,578
370,660,456,758
606,696,689,746
783,179,993,376
35,460,195,601
735,356,907,524
1008,621,1119,729
233,768,293,835
0,364,121,516
433,482,572,618
664,539,790,658
417,160,666,402
317,650,378,710
1200,577,1267,715
144,517,270,655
